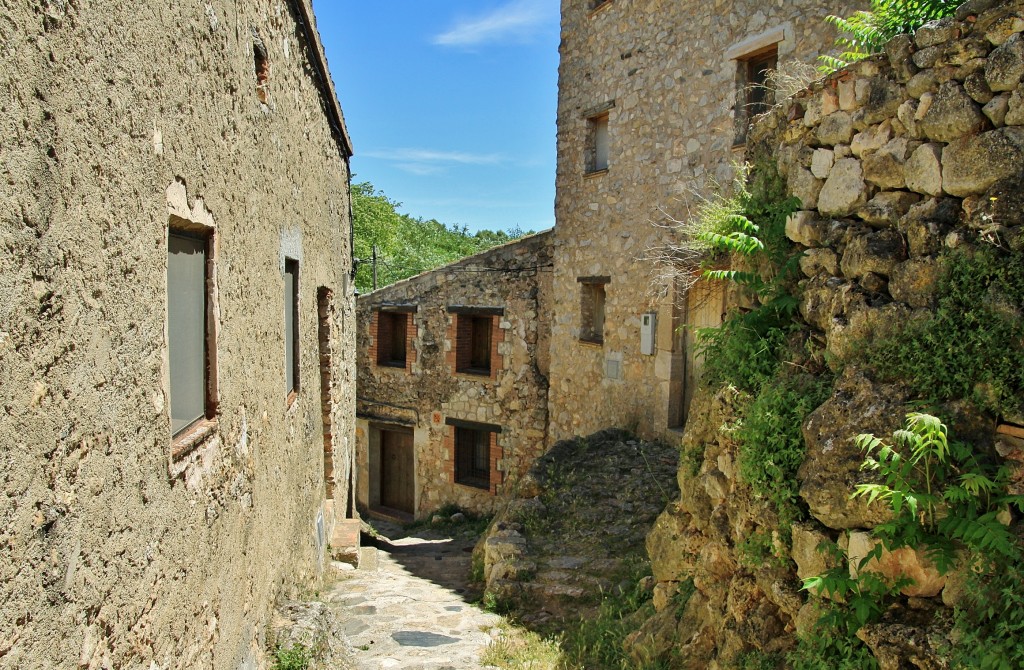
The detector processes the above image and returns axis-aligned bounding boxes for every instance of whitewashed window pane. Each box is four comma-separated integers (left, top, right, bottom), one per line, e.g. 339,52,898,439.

168,234,206,435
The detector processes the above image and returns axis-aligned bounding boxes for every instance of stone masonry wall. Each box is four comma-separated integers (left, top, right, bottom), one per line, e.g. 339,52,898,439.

0,2,355,668
355,232,553,518
548,0,866,446
641,1,1024,666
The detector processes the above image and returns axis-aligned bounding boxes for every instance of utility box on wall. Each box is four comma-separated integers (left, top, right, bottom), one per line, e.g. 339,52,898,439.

641,312,656,355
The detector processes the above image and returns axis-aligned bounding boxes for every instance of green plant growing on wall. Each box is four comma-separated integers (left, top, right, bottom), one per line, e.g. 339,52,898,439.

820,0,959,72
866,248,1024,419
794,413,1024,669
273,643,311,670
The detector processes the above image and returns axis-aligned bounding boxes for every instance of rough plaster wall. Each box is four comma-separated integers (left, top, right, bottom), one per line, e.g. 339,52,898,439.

354,233,554,517
0,2,354,668
547,0,866,445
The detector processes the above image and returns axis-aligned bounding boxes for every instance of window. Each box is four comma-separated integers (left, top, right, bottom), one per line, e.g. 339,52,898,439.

455,427,492,490
735,46,778,145
587,113,610,173
591,0,612,10
284,258,300,399
376,312,409,367
578,276,608,344
457,315,492,375
167,229,216,438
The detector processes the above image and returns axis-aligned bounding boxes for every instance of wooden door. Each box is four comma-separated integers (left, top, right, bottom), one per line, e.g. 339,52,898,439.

682,281,727,421
380,429,414,514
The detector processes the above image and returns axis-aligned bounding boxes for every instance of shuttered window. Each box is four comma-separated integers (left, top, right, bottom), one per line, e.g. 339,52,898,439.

285,258,300,397
455,427,491,490
168,233,208,436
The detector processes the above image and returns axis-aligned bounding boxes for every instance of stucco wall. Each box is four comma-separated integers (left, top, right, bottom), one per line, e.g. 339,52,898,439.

355,232,553,518
0,2,354,668
547,0,866,444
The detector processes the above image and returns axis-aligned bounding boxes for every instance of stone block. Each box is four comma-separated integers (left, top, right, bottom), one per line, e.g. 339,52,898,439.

785,210,825,247
847,531,946,598
788,166,823,210
985,32,1024,92
817,111,855,145
983,91,1010,125
907,69,939,99
1006,85,1024,125
964,68,995,104
942,126,1024,196
818,158,869,217
838,77,858,111
851,122,893,157
799,248,839,277
904,143,944,196
918,81,987,142
810,148,834,179
791,523,835,582
889,257,941,308
841,229,906,279
857,191,921,227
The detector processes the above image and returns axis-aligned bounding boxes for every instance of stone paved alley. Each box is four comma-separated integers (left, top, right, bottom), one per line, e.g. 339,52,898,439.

325,520,502,670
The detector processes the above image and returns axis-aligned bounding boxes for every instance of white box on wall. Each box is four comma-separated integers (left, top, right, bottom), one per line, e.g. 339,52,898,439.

641,312,656,355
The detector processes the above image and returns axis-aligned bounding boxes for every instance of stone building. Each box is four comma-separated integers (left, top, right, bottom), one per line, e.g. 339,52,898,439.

1,2,355,668
546,0,865,444
355,233,553,518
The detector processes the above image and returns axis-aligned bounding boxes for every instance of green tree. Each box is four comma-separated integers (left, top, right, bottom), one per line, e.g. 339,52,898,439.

351,180,529,293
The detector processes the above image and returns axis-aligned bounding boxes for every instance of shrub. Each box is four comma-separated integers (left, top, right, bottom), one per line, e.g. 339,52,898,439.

273,643,311,670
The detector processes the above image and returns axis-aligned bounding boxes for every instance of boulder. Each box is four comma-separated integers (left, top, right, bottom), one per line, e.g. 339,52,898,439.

840,229,906,278
851,121,894,157
904,143,944,196
857,613,951,670
914,17,959,49
819,158,869,217
862,77,905,125
985,32,1024,92
1005,85,1024,125
646,506,696,582
964,68,995,104
918,81,987,142
886,34,918,82
963,172,1024,229
863,137,914,189
907,69,939,99
790,522,837,582
799,369,910,529
942,126,1024,196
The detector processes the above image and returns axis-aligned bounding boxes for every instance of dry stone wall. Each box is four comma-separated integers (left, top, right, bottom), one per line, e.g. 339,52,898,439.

0,2,354,668
548,0,866,447
641,1,1024,666
354,233,553,518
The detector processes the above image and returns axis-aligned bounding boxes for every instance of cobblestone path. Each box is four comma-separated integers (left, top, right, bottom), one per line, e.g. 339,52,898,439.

326,520,502,670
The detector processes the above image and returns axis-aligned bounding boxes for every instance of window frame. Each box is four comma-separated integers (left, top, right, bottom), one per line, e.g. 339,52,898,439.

446,418,502,493
734,45,778,146
375,311,410,368
578,276,609,345
586,112,610,174
284,257,300,404
166,220,218,456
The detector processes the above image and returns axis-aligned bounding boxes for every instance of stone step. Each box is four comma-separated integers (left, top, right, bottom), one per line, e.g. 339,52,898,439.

331,518,361,566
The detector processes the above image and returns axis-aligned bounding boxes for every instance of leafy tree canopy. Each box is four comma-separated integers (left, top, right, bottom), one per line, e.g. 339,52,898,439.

351,180,529,293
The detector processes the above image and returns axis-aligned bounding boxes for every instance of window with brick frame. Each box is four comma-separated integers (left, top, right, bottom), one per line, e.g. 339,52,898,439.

167,225,218,443
578,276,608,344
448,306,503,377
455,427,491,490
376,311,409,368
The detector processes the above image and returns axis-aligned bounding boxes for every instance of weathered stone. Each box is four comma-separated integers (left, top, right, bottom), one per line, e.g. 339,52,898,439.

914,18,959,49
848,531,946,597
788,166,824,210
800,370,911,529
838,76,859,111
857,191,921,227
941,36,992,67
907,69,939,99
964,68,995,103
942,127,1024,196
840,229,906,279
863,137,914,189
858,612,952,670
900,197,961,256
816,111,856,145
647,507,695,583
889,257,942,308
983,91,1011,125
963,172,1024,229
785,210,826,247
810,148,834,179
897,99,923,137
818,158,869,216
986,32,1024,92
982,11,1024,47
862,77,905,125
790,523,836,582
851,122,893,157
800,248,840,277
905,142,944,196
956,0,1001,22
914,45,944,69
918,81,987,142
1006,85,1024,125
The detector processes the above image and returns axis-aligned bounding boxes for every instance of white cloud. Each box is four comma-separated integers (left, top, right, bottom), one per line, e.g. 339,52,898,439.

364,148,504,165
433,0,555,47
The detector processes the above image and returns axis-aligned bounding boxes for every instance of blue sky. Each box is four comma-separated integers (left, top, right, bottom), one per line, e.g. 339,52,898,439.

311,1,561,234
